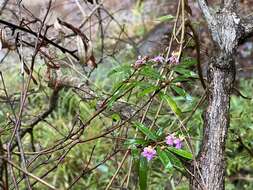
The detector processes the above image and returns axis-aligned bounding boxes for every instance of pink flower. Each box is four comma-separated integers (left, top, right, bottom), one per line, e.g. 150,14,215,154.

166,135,174,146
165,134,183,149
151,55,164,63
134,60,144,68
173,138,183,149
168,51,180,64
132,55,149,69
141,146,156,161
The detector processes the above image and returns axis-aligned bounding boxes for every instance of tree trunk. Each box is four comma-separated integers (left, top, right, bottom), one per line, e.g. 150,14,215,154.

189,1,253,189
190,51,235,190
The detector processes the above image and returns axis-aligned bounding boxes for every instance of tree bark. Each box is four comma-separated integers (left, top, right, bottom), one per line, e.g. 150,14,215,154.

189,1,253,189
190,51,235,190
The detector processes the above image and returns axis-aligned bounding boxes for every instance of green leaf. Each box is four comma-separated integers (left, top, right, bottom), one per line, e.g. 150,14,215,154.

181,58,197,68
156,14,174,22
165,150,183,169
173,67,197,78
107,91,122,108
134,122,159,141
138,85,158,97
167,147,193,160
155,127,164,137
139,156,148,190
131,147,140,159
171,85,192,101
124,138,147,146
108,82,136,108
172,76,190,83
139,66,163,80
161,94,182,117
157,147,173,170
107,64,132,77
111,81,125,94
171,85,187,97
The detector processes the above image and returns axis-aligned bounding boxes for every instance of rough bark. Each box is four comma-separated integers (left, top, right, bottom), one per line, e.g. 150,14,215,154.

190,51,235,190
189,1,253,189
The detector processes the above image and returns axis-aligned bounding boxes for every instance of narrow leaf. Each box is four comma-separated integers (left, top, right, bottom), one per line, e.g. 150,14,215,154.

171,85,187,97
173,67,197,78
107,65,132,77
157,147,173,170
138,85,158,97
139,66,163,80
156,15,174,22
161,94,182,117
134,122,159,141
165,150,183,168
124,138,147,146
167,147,193,160
139,156,148,190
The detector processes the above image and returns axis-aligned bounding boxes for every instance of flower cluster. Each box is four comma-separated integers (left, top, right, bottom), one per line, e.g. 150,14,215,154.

141,134,183,161
141,146,157,161
132,52,180,70
166,134,183,149
132,55,149,69
168,51,180,65
132,55,165,69
151,55,165,63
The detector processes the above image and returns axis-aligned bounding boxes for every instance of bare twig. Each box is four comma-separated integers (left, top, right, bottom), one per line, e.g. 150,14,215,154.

2,158,57,190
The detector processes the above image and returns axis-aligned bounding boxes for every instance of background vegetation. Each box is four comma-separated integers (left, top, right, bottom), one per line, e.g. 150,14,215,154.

0,0,252,189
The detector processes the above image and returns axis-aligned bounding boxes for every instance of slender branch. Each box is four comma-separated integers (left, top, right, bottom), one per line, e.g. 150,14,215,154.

237,135,253,157
0,19,79,61
197,0,216,26
2,158,57,190
105,150,130,190
10,85,62,151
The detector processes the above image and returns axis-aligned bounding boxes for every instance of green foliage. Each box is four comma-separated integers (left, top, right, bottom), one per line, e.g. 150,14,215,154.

1,47,253,190
133,122,159,141
157,147,173,171
161,93,182,117
156,15,175,22
167,147,192,160
2,1,252,190
225,80,253,190
138,156,148,190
